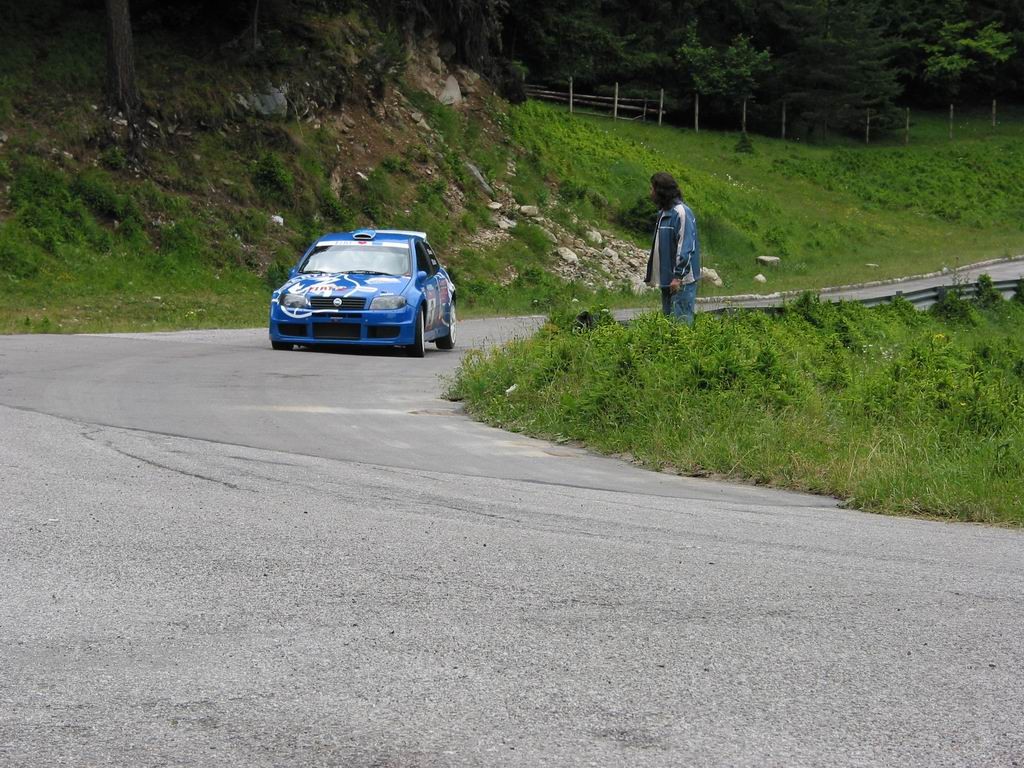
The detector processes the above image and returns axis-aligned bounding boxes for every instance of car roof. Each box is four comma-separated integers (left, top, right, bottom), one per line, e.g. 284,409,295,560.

315,229,426,246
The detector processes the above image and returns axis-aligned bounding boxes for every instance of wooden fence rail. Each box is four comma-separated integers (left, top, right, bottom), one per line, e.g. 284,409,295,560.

525,82,666,124
526,81,1009,145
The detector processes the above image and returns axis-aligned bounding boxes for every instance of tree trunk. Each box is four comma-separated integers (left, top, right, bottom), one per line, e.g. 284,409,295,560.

251,0,261,51
104,0,140,117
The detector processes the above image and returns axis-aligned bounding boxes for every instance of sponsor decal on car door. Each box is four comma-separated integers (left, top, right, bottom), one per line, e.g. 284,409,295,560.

424,275,441,331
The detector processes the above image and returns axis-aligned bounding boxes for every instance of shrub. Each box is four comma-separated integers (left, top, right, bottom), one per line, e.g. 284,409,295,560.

974,274,1004,309
71,169,138,222
930,287,979,326
358,167,395,223
0,224,45,279
511,221,553,258
616,194,656,238
319,186,354,230
100,146,127,171
252,151,294,200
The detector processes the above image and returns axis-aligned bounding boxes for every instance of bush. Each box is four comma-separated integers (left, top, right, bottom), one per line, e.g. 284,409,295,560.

319,186,354,230
974,274,1003,309
0,224,45,279
252,151,294,201
930,287,979,326
100,146,127,171
616,194,656,238
71,169,138,222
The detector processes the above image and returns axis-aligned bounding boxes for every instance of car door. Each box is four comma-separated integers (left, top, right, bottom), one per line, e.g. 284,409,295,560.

415,241,441,333
423,241,452,325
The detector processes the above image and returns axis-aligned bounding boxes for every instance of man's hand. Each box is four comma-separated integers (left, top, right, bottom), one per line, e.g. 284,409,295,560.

669,277,681,294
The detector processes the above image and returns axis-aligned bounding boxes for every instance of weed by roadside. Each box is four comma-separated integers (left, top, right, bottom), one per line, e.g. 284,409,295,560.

451,288,1024,524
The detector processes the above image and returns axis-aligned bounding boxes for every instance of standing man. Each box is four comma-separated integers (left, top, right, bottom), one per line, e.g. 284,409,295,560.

644,172,701,324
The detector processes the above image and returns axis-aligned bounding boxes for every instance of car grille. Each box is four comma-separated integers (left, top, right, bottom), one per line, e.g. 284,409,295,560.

309,296,366,310
312,323,361,340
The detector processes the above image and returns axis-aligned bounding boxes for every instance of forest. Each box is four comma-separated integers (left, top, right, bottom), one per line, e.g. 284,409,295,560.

11,0,1023,140
502,0,1024,133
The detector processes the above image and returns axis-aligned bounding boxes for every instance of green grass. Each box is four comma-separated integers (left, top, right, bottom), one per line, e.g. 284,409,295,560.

451,288,1024,524
508,102,1024,296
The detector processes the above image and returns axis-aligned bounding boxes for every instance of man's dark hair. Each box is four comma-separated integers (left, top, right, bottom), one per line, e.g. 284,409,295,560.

650,172,682,210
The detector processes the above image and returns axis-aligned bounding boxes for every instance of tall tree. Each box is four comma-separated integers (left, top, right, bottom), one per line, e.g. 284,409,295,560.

923,20,1016,99
677,26,771,126
775,0,900,136
104,0,140,117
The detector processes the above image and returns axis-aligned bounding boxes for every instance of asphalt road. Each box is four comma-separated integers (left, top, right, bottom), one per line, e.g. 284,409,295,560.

1,313,1023,767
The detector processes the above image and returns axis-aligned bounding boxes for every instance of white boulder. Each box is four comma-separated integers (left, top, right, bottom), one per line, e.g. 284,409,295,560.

557,247,579,265
701,267,724,287
439,75,463,106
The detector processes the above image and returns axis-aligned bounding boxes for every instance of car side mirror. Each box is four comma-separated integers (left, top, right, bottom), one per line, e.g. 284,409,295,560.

416,270,428,286
288,267,298,279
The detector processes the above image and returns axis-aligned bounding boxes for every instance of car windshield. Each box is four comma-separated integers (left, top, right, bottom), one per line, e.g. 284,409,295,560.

300,244,411,276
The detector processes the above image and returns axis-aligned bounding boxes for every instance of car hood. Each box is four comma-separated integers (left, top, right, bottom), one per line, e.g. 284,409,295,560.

280,272,412,299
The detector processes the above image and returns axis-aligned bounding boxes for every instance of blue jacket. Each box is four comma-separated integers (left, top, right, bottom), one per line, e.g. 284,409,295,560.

645,200,701,288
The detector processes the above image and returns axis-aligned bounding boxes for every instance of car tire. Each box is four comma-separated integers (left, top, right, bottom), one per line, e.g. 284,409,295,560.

407,309,426,358
435,302,456,350
271,341,293,351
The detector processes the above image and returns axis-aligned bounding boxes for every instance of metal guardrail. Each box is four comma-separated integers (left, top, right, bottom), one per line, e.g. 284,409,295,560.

855,278,1021,310
706,277,1022,315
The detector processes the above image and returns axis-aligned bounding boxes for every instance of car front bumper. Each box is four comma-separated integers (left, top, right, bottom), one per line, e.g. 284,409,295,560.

268,305,417,346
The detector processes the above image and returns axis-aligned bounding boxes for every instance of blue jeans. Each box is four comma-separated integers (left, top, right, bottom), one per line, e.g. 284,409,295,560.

661,283,697,325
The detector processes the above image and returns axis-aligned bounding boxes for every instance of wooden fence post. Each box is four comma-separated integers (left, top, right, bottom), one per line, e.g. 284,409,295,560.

569,77,573,114
781,100,786,140
905,107,910,146
865,108,870,144
658,89,664,126
992,98,997,128
613,82,619,120
949,103,954,140
694,92,699,133
742,98,747,134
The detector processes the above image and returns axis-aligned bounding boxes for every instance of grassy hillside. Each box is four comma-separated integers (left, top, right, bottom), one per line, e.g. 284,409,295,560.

1,5,1023,333
506,102,1024,294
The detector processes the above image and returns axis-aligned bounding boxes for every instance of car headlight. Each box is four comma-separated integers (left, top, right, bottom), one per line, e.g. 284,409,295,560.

280,292,308,309
369,294,407,310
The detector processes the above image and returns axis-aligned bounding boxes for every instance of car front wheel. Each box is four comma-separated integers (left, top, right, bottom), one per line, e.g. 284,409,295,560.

407,309,426,357
435,303,456,350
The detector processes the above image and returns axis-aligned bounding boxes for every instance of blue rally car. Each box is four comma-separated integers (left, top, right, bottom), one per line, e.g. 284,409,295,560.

269,229,456,356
